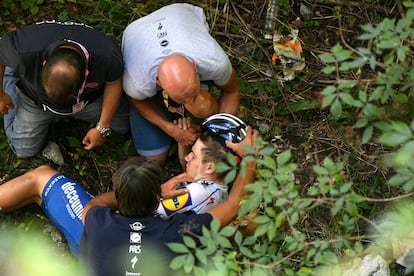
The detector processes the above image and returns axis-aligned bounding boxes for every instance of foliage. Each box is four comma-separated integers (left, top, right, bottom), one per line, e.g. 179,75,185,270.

165,1,414,275
167,137,367,274
0,227,84,275
319,1,414,193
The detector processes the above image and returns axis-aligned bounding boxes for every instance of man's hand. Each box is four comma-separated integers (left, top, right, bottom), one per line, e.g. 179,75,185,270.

226,126,259,157
173,117,201,145
0,92,14,115
82,128,106,150
168,117,200,146
161,173,194,198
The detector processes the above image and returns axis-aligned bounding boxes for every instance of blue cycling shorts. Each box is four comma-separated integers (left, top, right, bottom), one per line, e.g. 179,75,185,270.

41,173,93,256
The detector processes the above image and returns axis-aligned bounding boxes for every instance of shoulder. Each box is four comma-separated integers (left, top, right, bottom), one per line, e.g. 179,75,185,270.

85,206,111,223
187,181,227,196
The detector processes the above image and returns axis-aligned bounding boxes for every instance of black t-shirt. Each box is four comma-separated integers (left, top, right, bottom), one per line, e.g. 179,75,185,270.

80,206,213,276
0,21,123,111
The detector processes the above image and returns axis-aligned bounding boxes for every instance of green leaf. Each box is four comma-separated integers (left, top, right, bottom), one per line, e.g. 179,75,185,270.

275,212,285,228
392,121,412,135
234,231,243,246
330,98,343,119
183,235,196,249
352,57,368,68
253,215,270,224
214,162,231,173
338,80,356,90
224,169,237,184
258,169,273,178
195,249,208,264
347,193,366,203
379,132,411,147
332,197,344,216
322,94,336,109
377,37,400,49
259,144,276,156
339,93,355,106
403,179,414,192
319,53,336,63
388,174,410,186
322,65,336,74
346,201,359,217
220,226,237,237
321,85,337,96
184,253,195,273
335,49,353,62
167,242,190,253
355,117,368,128
169,254,187,270
277,150,292,166
218,236,232,248
313,165,329,175
263,155,276,170
361,125,373,144
339,182,353,194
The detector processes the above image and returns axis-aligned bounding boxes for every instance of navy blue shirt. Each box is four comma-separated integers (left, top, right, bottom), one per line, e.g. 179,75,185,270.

0,21,123,111
80,206,213,276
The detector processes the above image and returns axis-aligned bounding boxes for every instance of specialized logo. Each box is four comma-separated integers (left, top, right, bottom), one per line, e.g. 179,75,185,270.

131,256,139,270
206,197,215,206
129,222,145,231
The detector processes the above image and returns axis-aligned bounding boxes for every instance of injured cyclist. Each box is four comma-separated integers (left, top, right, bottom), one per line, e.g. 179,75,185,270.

0,113,252,256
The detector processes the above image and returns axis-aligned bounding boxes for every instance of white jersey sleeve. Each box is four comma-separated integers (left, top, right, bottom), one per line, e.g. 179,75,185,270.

155,181,228,219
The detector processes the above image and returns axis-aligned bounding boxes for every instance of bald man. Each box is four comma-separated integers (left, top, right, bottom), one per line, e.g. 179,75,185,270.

0,21,130,160
122,3,240,165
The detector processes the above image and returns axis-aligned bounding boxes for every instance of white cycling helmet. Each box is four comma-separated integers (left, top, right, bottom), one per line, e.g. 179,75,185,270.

202,113,247,143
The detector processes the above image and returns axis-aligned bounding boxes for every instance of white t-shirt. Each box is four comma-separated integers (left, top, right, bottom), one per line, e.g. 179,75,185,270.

121,3,233,100
155,181,228,219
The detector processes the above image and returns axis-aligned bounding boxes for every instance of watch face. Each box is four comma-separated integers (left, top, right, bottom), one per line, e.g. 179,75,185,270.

101,128,111,137
97,124,111,137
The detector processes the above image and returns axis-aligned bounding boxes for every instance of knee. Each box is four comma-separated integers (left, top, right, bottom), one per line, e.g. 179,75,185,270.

12,147,39,158
7,140,43,158
25,165,55,182
145,153,168,167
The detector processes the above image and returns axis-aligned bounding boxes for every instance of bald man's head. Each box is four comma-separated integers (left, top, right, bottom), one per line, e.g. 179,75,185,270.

42,46,86,106
157,54,199,104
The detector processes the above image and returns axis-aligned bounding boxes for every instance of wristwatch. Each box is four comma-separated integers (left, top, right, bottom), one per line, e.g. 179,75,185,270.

96,123,111,138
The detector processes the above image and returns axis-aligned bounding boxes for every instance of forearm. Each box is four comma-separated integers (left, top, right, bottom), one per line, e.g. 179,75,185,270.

131,97,174,134
99,78,123,127
218,69,240,114
208,160,256,227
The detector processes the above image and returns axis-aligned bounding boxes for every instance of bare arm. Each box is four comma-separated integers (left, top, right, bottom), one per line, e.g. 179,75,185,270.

82,77,123,150
98,77,123,128
217,69,240,114
82,192,117,223
207,159,256,227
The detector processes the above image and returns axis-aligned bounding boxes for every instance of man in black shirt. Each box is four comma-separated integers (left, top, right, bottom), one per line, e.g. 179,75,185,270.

0,21,130,160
